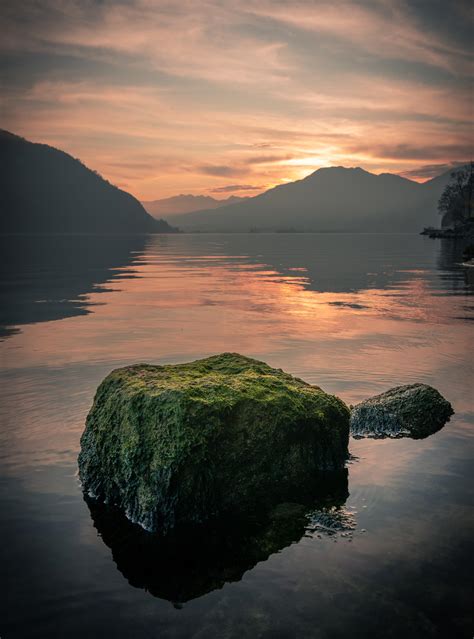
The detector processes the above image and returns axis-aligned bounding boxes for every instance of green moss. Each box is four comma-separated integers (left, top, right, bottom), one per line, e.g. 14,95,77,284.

79,353,350,532
350,383,453,439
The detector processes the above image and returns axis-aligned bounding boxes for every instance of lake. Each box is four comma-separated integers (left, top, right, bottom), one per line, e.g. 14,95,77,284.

0,233,473,638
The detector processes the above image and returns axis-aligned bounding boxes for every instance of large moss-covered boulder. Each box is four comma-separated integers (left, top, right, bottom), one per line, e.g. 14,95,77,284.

79,353,350,532
350,383,453,439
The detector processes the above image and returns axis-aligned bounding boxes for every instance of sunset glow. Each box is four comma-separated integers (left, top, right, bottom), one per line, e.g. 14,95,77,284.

1,1,472,199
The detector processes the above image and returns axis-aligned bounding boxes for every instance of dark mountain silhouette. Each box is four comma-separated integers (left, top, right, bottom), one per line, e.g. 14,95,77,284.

171,166,463,232
142,193,247,218
0,130,177,234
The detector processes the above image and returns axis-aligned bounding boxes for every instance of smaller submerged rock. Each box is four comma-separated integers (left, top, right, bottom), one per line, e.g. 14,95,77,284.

350,383,453,439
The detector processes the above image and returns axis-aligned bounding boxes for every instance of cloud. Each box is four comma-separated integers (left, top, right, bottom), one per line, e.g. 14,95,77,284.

193,165,245,177
347,143,473,162
0,0,294,87
211,184,264,193
247,0,473,74
243,154,294,165
400,162,469,180
0,0,471,199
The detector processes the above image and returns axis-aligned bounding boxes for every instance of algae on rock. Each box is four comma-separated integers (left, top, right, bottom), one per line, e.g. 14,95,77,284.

350,383,453,439
78,353,350,532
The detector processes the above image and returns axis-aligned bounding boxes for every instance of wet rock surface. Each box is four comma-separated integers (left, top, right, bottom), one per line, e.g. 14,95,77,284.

79,353,349,532
350,383,453,439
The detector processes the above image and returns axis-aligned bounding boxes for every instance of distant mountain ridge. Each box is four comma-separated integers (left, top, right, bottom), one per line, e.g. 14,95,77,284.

142,194,247,218
0,130,177,234
171,166,463,232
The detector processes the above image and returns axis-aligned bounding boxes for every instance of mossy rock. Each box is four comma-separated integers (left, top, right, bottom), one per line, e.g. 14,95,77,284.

79,353,350,532
350,383,453,439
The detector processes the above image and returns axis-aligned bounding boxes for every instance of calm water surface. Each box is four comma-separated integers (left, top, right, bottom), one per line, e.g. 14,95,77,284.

0,233,473,638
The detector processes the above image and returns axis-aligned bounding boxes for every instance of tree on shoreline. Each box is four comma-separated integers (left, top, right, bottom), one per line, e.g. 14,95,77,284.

438,163,473,228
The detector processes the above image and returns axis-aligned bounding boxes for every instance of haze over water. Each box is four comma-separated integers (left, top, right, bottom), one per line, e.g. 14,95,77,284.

1,233,473,638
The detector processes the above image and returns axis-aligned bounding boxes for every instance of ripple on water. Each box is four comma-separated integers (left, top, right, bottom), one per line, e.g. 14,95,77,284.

305,505,358,539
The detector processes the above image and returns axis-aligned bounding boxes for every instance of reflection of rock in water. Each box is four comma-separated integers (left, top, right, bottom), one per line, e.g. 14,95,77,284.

0,234,147,339
306,505,357,538
86,470,349,604
350,384,453,440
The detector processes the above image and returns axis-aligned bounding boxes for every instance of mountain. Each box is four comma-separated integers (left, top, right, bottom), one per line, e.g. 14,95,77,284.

171,166,461,232
0,130,178,234
142,194,247,218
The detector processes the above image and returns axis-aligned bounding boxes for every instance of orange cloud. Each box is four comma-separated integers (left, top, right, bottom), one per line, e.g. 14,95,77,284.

1,0,471,199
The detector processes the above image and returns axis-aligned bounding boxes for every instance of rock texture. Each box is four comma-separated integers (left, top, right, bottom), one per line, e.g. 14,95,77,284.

78,353,350,532
350,383,453,439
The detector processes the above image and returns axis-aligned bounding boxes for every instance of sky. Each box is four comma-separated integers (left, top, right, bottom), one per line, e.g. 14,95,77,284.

1,0,473,200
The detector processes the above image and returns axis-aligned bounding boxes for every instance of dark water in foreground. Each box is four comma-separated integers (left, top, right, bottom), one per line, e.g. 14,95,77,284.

0,233,473,638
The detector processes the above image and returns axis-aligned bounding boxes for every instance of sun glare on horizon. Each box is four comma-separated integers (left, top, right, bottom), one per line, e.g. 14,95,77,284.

1,0,472,200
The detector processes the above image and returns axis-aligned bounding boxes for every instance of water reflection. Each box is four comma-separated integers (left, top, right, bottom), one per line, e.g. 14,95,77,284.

2,233,473,343
2,233,472,411
141,233,474,295
0,233,473,638
436,238,474,304
87,388,453,607
87,470,349,604
0,234,146,339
